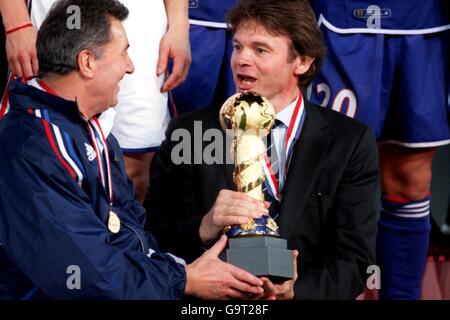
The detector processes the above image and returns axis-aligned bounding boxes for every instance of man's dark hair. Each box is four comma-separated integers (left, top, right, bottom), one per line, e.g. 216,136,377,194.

37,0,129,76
227,0,326,87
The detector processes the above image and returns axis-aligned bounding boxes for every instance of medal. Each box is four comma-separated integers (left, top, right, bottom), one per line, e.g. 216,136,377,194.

108,210,121,233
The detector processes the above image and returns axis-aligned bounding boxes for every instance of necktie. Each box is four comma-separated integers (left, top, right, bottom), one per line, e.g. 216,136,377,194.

263,120,282,220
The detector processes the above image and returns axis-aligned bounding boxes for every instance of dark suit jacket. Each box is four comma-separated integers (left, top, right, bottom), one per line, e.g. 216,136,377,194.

144,100,379,299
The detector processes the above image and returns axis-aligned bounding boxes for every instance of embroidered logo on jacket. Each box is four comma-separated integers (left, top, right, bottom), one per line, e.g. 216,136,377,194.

85,143,97,161
189,0,198,8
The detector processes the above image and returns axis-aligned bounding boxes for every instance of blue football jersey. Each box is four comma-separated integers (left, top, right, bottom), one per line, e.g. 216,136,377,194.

310,0,450,31
189,0,237,23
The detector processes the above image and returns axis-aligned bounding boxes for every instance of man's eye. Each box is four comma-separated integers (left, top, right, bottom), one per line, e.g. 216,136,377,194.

256,48,266,54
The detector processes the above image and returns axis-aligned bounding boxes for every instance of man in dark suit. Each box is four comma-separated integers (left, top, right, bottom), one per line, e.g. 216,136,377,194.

145,0,379,299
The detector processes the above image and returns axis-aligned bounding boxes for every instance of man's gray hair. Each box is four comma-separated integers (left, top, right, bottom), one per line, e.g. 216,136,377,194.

37,0,129,76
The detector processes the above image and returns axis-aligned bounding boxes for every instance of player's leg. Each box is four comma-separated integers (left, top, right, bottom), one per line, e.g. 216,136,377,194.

377,145,435,299
377,32,450,300
123,152,155,203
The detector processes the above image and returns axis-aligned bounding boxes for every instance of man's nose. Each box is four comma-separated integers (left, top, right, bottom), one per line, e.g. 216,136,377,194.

126,56,135,74
234,48,253,67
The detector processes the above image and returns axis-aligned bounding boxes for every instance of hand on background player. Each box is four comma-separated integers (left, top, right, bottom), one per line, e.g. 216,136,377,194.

6,25,39,78
157,21,191,92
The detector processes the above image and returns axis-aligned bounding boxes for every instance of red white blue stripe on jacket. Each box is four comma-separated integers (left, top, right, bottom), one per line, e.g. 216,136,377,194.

33,107,85,187
30,79,85,186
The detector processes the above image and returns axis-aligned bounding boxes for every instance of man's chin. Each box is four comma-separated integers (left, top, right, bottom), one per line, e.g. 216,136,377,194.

110,98,119,108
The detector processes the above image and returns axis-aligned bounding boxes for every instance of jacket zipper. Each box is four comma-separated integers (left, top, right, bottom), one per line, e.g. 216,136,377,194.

120,220,145,254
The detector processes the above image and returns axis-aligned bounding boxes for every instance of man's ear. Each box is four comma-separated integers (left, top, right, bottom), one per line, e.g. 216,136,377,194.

294,55,315,76
77,49,96,79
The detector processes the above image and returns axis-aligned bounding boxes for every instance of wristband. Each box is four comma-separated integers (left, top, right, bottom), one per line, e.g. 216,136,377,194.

5,23,33,36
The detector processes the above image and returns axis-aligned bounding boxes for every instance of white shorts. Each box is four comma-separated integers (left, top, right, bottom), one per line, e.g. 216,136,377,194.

31,0,170,152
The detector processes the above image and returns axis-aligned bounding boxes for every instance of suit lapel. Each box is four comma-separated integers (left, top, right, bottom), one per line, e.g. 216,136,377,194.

278,103,332,238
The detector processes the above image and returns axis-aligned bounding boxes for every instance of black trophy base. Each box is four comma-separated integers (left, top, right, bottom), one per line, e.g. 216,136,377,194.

221,236,293,284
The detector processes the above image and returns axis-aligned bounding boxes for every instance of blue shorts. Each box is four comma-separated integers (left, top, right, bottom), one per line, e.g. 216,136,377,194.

170,24,235,115
310,27,450,147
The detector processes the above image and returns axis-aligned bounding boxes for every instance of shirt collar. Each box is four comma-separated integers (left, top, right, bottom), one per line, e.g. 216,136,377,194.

9,78,83,122
275,95,300,128
12,78,115,137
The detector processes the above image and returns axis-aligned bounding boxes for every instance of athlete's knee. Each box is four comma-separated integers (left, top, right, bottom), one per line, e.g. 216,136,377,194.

381,167,433,199
379,145,436,200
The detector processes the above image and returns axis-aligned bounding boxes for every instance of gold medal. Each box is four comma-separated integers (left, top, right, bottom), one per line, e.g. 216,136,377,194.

108,210,121,233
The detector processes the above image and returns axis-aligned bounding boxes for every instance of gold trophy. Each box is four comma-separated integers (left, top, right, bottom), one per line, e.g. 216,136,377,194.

219,92,293,282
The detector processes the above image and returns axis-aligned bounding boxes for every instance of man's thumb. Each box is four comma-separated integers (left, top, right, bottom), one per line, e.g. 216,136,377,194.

207,235,227,257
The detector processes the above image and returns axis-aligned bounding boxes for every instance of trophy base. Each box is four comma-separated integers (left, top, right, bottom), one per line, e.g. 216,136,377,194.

221,236,293,284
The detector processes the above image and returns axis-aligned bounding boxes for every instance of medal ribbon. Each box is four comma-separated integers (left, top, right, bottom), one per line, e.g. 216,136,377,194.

86,117,113,208
262,92,306,201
